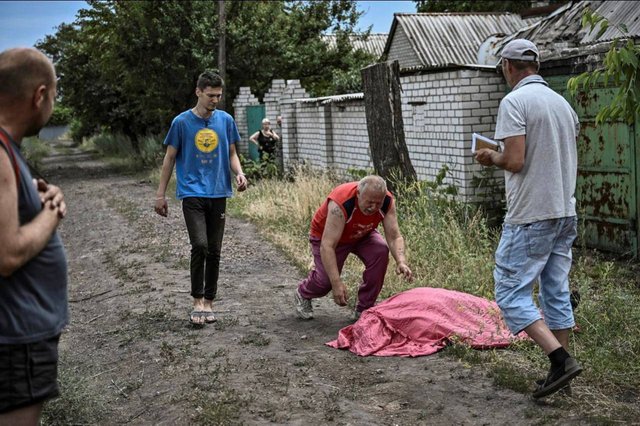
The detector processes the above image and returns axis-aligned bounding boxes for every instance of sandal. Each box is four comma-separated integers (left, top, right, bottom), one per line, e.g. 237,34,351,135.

203,311,216,323
189,310,206,325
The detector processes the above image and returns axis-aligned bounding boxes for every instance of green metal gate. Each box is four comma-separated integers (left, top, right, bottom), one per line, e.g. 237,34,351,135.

548,76,639,256
246,104,265,162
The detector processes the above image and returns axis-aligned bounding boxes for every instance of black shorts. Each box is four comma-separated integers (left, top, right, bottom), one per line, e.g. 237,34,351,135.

0,334,61,414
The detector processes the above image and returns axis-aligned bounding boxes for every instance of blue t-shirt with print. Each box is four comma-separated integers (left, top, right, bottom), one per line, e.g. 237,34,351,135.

164,109,240,199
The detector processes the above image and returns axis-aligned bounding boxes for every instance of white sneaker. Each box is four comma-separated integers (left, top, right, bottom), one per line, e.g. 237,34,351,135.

294,289,314,319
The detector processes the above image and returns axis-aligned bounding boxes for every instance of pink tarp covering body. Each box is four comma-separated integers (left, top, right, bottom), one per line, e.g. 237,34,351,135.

327,287,522,357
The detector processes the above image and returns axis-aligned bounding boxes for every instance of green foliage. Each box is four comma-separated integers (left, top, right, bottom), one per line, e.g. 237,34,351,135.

567,8,640,125
138,134,165,168
240,154,279,181
38,0,369,144
20,137,52,170
414,0,533,13
91,132,136,158
346,167,375,180
47,103,73,126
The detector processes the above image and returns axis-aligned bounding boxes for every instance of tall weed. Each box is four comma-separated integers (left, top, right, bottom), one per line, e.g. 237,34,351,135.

91,132,135,158
138,134,164,168
227,171,640,419
21,137,52,170
228,166,340,270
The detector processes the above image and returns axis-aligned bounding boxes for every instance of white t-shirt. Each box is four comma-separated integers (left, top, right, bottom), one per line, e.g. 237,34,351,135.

494,75,579,224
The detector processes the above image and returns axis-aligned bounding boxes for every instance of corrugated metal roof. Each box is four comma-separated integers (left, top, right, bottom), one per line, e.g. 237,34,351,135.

494,1,640,61
584,1,640,43
383,13,529,67
322,33,388,57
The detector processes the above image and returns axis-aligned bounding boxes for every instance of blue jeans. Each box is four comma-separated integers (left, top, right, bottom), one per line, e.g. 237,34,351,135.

494,216,577,334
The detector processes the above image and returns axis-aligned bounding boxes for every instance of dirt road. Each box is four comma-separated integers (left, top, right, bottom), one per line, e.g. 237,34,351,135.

44,143,570,425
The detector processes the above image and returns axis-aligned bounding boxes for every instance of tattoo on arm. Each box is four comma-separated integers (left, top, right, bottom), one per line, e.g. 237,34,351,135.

330,205,343,219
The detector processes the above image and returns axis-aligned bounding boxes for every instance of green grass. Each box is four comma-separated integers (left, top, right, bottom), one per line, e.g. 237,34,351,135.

41,357,108,425
227,169,640,421
21,137,52,170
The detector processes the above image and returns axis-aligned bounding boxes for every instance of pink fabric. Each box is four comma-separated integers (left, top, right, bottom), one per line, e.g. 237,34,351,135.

326,287,524,357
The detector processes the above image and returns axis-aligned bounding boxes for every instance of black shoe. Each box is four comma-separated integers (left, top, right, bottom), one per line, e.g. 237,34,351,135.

533,357,582,399
535,379,572,397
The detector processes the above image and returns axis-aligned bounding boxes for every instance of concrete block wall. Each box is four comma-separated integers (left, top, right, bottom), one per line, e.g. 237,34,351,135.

328,100,373,174
232,86,260,155
264,79,286,124
294,101,331,169
387,28,422,69
400,68,506,203
280,99,298,166
232,69,507,204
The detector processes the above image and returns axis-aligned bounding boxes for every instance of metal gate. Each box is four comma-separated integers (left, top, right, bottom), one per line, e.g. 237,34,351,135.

548,76,639,257
245,104,265,162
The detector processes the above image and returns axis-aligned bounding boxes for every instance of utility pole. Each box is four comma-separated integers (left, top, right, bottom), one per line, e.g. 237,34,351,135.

218,0,226,109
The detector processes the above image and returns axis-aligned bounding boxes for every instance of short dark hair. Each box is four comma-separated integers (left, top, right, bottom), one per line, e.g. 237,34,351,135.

0,48,55,104
506,58,539,73
197,71,224,90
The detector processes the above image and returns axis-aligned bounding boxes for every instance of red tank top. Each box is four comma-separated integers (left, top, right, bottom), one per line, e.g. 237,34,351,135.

310,182,393,244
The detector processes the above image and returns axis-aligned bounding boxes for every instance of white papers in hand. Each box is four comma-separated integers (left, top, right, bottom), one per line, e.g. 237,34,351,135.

471,133,499,153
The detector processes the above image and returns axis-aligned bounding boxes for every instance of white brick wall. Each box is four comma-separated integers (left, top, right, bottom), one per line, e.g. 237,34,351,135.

232,86,260,155
232,68,507,204
387,28,422,69
401,68,506,203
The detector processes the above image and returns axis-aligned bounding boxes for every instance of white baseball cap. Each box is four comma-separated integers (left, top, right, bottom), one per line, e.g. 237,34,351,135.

498,39,540,65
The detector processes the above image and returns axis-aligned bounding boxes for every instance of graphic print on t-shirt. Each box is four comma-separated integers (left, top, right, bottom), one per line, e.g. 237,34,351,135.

195,128,218,153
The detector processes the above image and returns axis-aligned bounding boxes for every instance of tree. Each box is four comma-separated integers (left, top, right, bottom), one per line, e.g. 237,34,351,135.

38,0,370,143
39,0,217,144
361,61,416,190
567,8,639,125
224,0,367,98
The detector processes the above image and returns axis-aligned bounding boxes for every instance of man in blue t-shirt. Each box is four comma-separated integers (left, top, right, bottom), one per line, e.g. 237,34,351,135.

155,71,247,325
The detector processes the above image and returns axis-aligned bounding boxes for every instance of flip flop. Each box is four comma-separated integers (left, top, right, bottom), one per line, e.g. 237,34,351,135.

203,311,216,323
189,310,206,325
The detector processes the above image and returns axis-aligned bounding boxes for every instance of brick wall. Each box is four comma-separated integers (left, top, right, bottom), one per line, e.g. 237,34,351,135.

329,100,373,174
401,68,506,203
232,67,507,203
231,86,260,155
387,28,422,69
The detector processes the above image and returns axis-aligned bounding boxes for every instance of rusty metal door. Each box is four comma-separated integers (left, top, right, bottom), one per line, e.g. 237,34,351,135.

548,76,638,256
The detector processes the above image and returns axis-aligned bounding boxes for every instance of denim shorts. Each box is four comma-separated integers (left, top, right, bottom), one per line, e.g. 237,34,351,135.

494,216,577,334
0,334,61,414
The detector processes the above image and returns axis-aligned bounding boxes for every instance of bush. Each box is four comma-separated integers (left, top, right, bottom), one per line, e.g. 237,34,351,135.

21,137,52,170
138,134,164,168
91,132,135,158
240,154,279,181
48,104,73,126
69,119,96,144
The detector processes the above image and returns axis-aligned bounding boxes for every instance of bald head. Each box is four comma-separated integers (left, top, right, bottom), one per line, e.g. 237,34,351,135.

0,48,56,107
